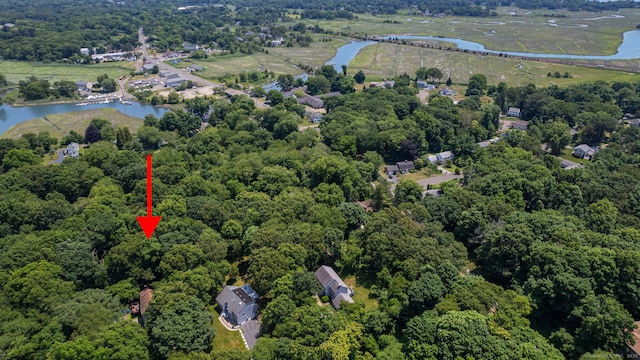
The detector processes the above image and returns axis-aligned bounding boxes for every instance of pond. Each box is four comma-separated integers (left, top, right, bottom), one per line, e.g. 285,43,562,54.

0,101,168,135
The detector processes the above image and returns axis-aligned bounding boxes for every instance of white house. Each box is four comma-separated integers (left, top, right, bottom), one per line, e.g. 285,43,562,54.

64,142,80,158
507,107,521,117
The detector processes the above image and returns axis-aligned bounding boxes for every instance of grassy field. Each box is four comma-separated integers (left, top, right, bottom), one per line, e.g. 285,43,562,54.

0,61,134,83
209,308,247,352
558,147,590,165
299,7,640,57
1,108,143,140
168,37,350,79
350,42,640,85
344,276,378,310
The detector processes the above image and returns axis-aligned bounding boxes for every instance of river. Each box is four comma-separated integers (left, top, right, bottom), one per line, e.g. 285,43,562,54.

325,30,640,72
0,101,168,135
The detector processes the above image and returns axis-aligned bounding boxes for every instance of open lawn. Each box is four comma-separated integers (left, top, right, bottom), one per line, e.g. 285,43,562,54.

351,42,640,86
0,61,134,83
344,276,378,310
168,37,350,79
209,308,247,352
300,7,640,57
1,108,143,140
558,147,590,165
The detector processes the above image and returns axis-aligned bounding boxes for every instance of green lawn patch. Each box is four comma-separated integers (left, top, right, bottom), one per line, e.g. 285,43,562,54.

209,308,248,352
1,108,144,140
350,42,639,87
558,147,590,165
344,276,378,311
0,61,134,83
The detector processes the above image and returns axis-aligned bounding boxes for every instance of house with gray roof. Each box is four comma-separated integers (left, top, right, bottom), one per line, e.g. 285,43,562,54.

573,144,597,160
315,265,354,309
436,151,454,164
385,160,415,175
216,285,259,326
63,142,80,158
165,77,186,88
560,159,583,170
298,95,324,109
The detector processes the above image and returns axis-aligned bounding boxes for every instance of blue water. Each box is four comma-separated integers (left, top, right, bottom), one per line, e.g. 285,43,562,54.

0,101,168,135
326,41,377,72
384,30,640,60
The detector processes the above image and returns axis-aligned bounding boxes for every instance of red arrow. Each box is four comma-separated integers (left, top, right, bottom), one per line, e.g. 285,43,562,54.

137,154,161,239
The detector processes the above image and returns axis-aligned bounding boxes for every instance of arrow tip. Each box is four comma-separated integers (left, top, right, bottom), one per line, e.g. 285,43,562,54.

137,215,162,239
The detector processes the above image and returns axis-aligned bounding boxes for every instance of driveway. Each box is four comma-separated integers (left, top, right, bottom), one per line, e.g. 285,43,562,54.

240,319,260,350
49,149,64,165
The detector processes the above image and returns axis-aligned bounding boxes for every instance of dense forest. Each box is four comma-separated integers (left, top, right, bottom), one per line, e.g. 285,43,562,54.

1,72,640,359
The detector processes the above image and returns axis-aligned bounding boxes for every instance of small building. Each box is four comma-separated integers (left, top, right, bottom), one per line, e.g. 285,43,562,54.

183,43,199,51
386,164,399,176
131,287,153,327
308,112,324,123
627,321,640,357
187,64,204,72
270,37,284,46
628,118,640,128
166,77,186,88
560,159,583,170
63,142,80,158
440,88,454,96
315,265,354,310
158,70,172,78
216,285,259,326
477,141,490,148
416,81,436,90
573,144,597,160
436,151,455,164
427,155,438,164
3,23,15,28
511,120,529,131
370,80,395,88
397,160,415,174
142,63,155,72
80,47,90,56
298,95,324,109
507,107,521,117
75,81,92,91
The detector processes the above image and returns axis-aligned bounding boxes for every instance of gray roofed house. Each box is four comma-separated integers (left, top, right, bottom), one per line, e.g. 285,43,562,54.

628,119,640,127
477,141,490,148
416,81,436,90
298,95,324,109
216,285,259,326
560,159,583,170
63,142,80,158
427,155,438,164
386,160,415,175
397,160,415,174
436,151,455,164
573,144,597,160
440,88,454,96
166,77,186,88
166,73,181,80
386,164,399,176
158,70,172,78
75,81,92,91
315,265,354,309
